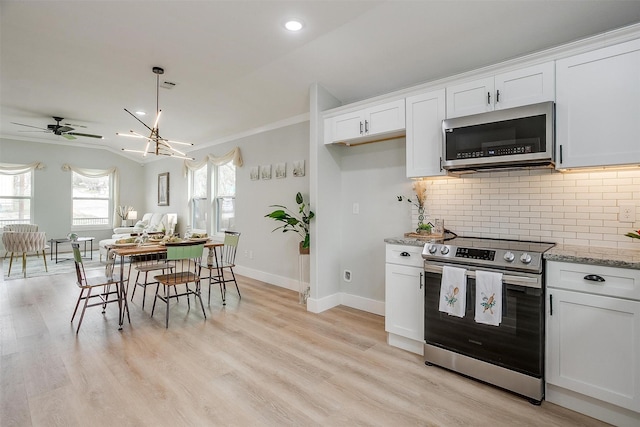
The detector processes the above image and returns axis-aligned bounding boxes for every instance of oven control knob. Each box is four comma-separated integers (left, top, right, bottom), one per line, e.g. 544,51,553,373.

428,244,437,254
520,253,532,264
440,246,450,255
503,251,515,262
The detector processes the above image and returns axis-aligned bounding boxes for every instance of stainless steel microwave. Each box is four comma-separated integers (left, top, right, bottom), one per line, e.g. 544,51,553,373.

442,101,554,172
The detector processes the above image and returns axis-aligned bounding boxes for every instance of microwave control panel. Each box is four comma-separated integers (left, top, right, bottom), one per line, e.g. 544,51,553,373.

456,145,533,159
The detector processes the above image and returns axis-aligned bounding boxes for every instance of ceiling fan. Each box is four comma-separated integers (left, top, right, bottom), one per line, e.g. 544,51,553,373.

11,116,103,140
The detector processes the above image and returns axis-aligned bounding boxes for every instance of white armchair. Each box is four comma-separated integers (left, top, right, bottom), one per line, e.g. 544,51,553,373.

2,231,49,277
4,224,39,232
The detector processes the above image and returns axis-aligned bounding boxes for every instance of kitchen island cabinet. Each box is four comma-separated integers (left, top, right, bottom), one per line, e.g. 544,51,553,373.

556,38,640,169
405,89,446,178
385,243,425,355
546,260,640,426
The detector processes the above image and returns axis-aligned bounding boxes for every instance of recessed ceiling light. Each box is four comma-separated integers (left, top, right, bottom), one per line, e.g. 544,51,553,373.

135,111,146,116
284,19,304,32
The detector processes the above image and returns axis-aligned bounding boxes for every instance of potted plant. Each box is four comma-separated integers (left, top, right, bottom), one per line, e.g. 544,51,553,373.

265,192,315,254
417,223,432,235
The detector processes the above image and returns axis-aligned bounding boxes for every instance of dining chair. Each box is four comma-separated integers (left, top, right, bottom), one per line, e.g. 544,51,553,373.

71,242,129,333
130,253,175,309
202,231,241,306
2,230,48,278
152,242,206,328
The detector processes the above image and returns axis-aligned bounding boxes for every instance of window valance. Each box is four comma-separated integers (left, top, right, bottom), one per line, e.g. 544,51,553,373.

0,161,45,175
183,147,243,176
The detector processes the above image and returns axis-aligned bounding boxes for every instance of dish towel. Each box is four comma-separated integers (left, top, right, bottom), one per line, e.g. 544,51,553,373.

475,270,503,326
439,266,467,317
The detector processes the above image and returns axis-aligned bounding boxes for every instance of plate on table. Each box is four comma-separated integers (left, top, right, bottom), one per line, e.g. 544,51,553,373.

187,237,210,243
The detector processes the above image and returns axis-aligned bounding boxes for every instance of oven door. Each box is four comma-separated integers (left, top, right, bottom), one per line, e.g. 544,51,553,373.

424,263,544,378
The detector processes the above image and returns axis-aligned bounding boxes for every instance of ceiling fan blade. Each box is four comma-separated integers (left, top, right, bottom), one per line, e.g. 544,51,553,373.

11,122,47,130
64,122,87,128
66,132,103,139
18,130,48,133
61,134,77,140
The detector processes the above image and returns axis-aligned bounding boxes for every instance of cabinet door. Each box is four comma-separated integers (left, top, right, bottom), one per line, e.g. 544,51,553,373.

365,99,406,136
406,89,446,177
546,288,640,412
494,62,555,110
385,263,424,341
556,38,640,169
446,77,494,118
330,110,365,143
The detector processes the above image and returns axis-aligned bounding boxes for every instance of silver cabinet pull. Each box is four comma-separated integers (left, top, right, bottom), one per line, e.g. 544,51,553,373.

584,274,605,282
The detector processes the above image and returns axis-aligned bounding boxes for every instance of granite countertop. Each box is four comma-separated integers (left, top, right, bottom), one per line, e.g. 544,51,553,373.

385,237,640,270
544,245,640,270
384,236,433,247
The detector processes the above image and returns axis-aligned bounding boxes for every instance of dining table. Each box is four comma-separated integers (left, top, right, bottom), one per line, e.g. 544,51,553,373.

108,239,224,329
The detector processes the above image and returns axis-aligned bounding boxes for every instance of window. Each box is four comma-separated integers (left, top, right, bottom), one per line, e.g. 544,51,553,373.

215,162,235,233
72,171,112,228
188,160,236,235
190,165,208,231
0,170,32,227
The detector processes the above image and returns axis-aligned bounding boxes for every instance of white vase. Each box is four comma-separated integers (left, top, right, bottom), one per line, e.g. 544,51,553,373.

121,220,127,227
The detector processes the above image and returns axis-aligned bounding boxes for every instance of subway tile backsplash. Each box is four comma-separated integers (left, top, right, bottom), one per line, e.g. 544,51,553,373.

415,168,640,249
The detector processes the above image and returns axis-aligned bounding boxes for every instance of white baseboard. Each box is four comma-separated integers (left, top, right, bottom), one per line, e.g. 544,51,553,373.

340,293,385,316
234,265,384,316
306,292,341,313
234,265,304,293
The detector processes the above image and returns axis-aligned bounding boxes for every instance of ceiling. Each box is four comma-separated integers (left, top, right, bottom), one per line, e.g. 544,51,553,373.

2,1,640,162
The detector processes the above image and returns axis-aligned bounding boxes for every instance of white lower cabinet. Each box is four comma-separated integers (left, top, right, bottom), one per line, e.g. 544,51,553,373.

385,244,424,355
546,261,640,426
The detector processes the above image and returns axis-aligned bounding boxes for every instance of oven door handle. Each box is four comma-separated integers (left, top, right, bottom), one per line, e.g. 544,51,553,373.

423,264,541,289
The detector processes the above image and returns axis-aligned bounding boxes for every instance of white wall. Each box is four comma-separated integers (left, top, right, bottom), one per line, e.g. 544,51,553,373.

0,138,145,243
339,138,410,302
141,121,311,288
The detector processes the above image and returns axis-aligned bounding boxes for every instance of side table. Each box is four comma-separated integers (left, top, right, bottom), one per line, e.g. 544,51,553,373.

49,236,95,263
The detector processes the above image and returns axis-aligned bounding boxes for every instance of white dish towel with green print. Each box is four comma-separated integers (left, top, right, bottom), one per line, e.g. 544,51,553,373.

474,270,503,326
439,266,467,317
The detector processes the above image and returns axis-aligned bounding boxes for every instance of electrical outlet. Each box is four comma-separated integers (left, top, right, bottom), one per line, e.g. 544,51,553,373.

619,205,636,223
249,250,253,260
343,270,352,282
244,250,249,258
353,203,359,215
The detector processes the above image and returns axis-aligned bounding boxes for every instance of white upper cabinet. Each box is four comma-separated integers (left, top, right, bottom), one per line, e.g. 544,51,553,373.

325,99,405,145
555,38,640,169
405,89,446,178
446,62,555,118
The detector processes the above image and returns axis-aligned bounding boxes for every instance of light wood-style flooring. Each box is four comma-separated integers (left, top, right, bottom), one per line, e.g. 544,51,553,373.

1,268,608,426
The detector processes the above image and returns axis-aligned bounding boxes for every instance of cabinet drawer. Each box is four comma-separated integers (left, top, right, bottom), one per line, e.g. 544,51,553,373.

547,261,640,300
386,244,425,268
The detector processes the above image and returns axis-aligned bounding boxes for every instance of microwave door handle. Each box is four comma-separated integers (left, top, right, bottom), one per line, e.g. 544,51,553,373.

487,91,491,105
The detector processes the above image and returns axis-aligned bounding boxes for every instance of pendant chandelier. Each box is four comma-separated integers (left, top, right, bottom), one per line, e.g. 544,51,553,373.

118,66,195,160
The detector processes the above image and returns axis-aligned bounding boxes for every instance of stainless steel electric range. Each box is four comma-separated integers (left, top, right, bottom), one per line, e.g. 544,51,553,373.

422,236,556,404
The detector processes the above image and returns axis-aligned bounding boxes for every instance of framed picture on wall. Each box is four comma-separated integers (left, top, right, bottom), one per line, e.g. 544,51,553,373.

158,172,169,206
261,164,272,180
293,160,305,177
275,162,286,179
250,166,260,181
